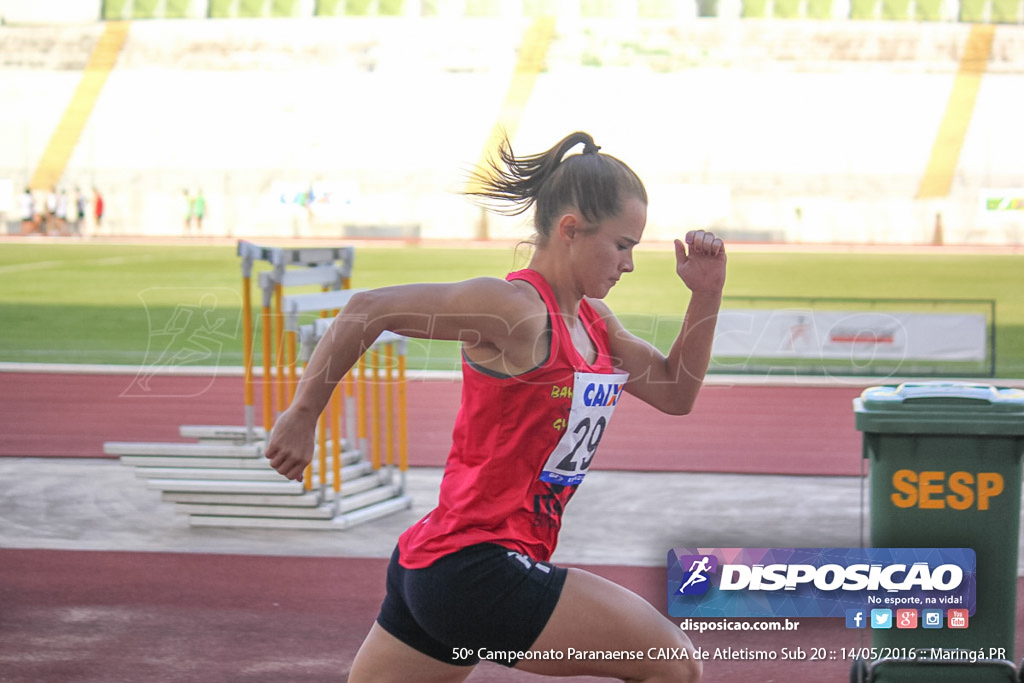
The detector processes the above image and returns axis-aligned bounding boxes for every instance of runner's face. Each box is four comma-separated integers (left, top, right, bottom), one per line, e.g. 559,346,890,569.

574,196,646,299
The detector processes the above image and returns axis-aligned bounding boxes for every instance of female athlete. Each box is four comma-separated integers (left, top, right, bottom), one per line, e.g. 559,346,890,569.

266,131,726,682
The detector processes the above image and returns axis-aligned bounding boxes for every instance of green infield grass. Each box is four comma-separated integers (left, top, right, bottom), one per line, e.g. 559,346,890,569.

0,242,1021,378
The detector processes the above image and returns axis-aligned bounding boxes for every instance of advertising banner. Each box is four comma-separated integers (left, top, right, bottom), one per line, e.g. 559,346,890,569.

712,310,987,362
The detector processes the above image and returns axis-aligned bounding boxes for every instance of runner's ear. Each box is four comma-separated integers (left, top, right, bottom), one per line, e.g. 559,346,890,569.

555,212,580,243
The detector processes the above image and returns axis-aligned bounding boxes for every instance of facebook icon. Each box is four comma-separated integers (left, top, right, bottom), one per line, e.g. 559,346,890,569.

846,609,866,629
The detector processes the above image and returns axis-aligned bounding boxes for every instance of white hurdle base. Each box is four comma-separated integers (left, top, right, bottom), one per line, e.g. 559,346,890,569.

178,424,267,444
104,441,263,459
188,494,413,530
173,484,400,521
105,424,411,530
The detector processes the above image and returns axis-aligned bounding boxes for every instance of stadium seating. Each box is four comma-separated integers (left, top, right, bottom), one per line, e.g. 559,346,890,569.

2,4,1022,244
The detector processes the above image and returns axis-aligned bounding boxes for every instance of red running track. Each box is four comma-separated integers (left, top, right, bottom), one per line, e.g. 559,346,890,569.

0,371,866,476
3,548,1022,683
3,373,1022,682
0,548,879,683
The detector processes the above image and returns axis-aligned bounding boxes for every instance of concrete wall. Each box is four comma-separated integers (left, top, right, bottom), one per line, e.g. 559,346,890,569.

1,17,1022,244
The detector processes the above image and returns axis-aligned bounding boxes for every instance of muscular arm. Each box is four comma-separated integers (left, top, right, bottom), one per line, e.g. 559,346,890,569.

601,230,726,416
266,277,544,480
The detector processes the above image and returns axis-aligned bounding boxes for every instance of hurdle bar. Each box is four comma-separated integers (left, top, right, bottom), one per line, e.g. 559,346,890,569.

281,286,365,431
236,240,355,443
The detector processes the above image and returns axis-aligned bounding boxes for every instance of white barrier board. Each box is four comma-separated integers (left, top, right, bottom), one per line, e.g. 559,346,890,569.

713,310,988,362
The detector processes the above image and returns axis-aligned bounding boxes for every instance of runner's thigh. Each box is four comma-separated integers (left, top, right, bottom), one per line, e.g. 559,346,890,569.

348,623,475,683
515,568,702,682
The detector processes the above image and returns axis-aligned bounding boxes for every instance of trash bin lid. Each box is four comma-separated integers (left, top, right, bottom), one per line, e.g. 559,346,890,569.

854,381,1024,435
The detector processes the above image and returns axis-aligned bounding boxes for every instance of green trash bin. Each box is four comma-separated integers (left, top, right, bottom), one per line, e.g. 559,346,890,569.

853,382,1024,682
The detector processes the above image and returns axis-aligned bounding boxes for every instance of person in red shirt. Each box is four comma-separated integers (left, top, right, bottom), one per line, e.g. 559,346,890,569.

266,131,726,683
93,188,104,231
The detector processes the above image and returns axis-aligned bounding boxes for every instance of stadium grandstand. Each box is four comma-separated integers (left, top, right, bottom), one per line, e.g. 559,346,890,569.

1,0,1022,244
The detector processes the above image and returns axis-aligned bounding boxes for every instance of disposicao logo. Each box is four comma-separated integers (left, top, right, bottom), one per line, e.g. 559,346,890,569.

676,555,718,596
667,548,976,619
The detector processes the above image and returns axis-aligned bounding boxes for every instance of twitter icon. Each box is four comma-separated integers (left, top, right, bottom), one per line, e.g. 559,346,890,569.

871,609,893,629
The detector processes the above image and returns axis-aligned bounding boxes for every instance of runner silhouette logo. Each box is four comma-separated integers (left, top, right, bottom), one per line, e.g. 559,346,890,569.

676,555,718,596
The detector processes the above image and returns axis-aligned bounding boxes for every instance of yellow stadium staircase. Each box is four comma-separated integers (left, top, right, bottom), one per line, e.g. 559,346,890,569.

28,21,129,191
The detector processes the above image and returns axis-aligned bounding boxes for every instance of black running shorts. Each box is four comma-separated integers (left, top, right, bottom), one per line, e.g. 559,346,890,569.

376,542,568,667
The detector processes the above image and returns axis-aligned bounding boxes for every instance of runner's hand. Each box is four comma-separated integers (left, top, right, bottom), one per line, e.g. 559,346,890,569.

675,230,726,295
265,407,317,482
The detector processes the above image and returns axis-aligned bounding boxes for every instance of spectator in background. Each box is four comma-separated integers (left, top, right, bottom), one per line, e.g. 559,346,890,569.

56,188,69,235
45,187,57,235
34,189,47,234
19,188,36,235
93,188,104,230
73,187,86,235
192,189,206,232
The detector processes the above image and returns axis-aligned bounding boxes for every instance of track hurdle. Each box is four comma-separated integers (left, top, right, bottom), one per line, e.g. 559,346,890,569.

294,311,411,519
235,240,356,444
105,240,411,530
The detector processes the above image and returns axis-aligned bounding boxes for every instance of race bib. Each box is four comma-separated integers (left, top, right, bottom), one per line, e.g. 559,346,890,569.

539,372,629,486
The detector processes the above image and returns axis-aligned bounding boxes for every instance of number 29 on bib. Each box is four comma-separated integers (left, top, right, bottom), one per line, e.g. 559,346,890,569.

539,372,629,486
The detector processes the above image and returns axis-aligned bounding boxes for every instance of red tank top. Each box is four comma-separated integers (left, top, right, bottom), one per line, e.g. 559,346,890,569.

397,269,629,568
